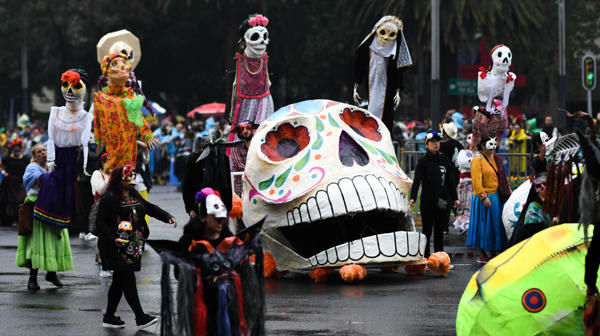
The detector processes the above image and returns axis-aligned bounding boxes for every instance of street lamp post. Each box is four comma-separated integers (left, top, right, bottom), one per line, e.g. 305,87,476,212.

431,0,440,132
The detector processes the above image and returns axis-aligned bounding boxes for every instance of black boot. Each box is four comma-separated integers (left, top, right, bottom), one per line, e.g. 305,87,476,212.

28,269,40,290
45,272,63,287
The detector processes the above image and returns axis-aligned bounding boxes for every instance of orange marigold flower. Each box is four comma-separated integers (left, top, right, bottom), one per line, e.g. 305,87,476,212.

61,71,81,86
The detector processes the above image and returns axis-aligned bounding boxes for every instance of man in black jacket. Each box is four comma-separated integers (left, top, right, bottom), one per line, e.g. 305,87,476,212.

408,132,460,258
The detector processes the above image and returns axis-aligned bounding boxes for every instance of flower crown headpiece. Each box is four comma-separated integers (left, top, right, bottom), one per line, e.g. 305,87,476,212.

122,165,135,178
8,138,23,148
195,187,222,214
61,71,81,86
239,13,269,39
101,51,131,77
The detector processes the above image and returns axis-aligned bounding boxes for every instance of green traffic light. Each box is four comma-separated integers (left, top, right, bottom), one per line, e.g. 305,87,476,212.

589,80,593,86
588,73,595,80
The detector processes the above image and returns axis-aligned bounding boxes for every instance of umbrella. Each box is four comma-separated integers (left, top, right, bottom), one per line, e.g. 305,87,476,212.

141,101,166,116
406,120,424,130
456,224,592,336
501,180,531,240
187,102,226,118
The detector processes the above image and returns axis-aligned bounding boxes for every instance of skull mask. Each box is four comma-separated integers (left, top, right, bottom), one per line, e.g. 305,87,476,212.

61,70,87,108
376,22,399,47
122,165,137,185
491,45,512,76
109,41,134,65
242,100,426,273
485,137,498,150
244,26,269,58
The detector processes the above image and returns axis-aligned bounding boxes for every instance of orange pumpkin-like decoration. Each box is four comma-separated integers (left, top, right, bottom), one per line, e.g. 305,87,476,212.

309,268,333,283
427,252,451,276
404,258,427,275
249,252,288,278
339,264,367,283
229,194,243,219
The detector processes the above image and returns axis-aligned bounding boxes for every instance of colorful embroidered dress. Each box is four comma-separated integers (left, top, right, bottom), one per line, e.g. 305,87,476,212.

93,85,152,173
228,53,274,144
34,106,93,228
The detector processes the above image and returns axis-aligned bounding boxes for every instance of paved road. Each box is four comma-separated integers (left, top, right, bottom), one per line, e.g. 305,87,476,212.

0,185,482,336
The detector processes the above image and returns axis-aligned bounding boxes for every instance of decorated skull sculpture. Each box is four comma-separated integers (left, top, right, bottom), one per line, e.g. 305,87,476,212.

242,100,426,271
109,41,134,64
376,21,399,47
61,70,87,107
117,221,133,240
491,45,512,76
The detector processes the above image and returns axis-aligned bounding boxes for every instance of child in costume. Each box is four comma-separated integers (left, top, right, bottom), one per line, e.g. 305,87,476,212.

93,52,157,173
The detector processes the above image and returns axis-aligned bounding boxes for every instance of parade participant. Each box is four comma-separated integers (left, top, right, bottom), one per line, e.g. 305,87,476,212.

521,160,550,237
96,30,154,116
179,188,233,248
33,69,94,229
353,15,412,132
440,122,464,189
454,134,477,234
78,135,100,240
467,135,511,263
93,52,157,173
509,123,527,176
409,132,460,258
182,139,204,217
95,165,177,329
16,144,72,290
0,139,29,226
91,153,110,277
229,120,258,196
228,13,274,145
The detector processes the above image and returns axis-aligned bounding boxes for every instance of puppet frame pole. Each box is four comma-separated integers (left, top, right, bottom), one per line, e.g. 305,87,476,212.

431,0,440,132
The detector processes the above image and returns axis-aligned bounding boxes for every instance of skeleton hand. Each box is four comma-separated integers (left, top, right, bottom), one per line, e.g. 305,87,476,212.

353,83,361,105
145,137,158,150
47,161,56,172
394,89,401,109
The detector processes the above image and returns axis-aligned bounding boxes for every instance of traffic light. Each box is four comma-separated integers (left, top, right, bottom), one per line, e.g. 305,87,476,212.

583,56,596,90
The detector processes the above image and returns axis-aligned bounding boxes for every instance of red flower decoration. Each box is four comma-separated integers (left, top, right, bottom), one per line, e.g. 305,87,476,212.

122,165,135,178
61,70,81,86
261,123,309,162
339,108,382,142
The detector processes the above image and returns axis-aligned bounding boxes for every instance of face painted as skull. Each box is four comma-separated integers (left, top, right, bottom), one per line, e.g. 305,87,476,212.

491,45,512,75
244,26,269,58
534,174,547,200
376,22,399,47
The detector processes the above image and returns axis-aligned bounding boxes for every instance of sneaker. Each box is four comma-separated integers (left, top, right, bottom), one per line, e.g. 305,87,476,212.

449,264,455,270
79,232,86,239
136,314,158,331
477,256,490,264
103,314,125,329
85,233,98,241
99,270,112,278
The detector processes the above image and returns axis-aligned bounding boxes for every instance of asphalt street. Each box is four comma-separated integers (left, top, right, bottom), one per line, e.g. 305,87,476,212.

0,185,482,336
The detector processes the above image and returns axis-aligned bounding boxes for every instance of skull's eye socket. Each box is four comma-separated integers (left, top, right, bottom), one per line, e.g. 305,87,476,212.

497,51,502,58
61,81,69,88
261,123,310,162
389,32,396,38
73,82,83,90
214,204,219,209
508,52,512,58
264,32,269,40
251,32,260,41
378,29,386,36
339,108,382,142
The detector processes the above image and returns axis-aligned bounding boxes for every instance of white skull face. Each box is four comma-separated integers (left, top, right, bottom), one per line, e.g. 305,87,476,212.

110,41,134,64
376,22,398,47
206,194,228,219
243,100,425,271
61,77,86,107
486,137,498,150
467,134,473,145
540,132,549,144
491,45,512,75
244,26,269,58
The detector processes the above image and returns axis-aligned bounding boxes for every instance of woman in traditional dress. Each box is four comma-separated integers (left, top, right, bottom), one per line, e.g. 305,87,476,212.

0,139,29,226
453,134,477,234
16,144,72,290
467,135,511,263
33,69,94,230
95,165,177,330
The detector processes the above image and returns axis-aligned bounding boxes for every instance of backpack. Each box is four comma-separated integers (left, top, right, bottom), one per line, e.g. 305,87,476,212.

88,196,104,236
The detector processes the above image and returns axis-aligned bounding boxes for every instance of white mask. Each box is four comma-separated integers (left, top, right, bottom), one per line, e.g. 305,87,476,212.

376,22,398,47
61,73,86,109
491,45,512,76
485,137,497,150
206,194,227,218
244,26,269,58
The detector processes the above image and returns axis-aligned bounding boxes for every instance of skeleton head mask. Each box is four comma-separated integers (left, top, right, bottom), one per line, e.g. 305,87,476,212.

206,194,227,218
244,26,269,58
485,137,498,150
491,45,512,75
540,132,549,144
376,22,399,47
122,165,136,185
109,41,134,64
61,70,87,108
467,134,473,145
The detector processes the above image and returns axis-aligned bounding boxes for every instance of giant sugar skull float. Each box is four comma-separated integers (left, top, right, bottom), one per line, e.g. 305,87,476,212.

242,100,426,280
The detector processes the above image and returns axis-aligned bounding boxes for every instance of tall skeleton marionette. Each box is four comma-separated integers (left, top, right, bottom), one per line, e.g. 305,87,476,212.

228,14,274,144
473,44,517,145
33,69,94,228
353,15,412,132
92,52,157,174
96,30,154,116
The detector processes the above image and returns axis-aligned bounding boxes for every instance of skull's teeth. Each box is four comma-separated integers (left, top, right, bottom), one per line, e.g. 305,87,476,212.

286,174,407,226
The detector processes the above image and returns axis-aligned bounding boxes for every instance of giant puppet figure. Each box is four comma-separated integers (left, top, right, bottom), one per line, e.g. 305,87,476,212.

96,30,154,116
353,15,412,132
93,52,157,173
33,69,94,227
228,14,274,144
473,45,516,145
241,100,426,282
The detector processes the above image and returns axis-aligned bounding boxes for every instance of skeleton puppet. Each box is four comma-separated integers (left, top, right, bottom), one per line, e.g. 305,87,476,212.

473,45,517,144
33,69,94,228
228,14,274,145
96,30,154,116
353,16,412,132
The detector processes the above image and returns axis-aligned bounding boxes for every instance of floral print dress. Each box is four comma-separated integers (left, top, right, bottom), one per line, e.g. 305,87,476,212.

93,86,153,173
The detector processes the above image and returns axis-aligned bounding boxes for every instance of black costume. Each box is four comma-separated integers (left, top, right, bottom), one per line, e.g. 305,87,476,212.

440,139,464,188
181,151,204,214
